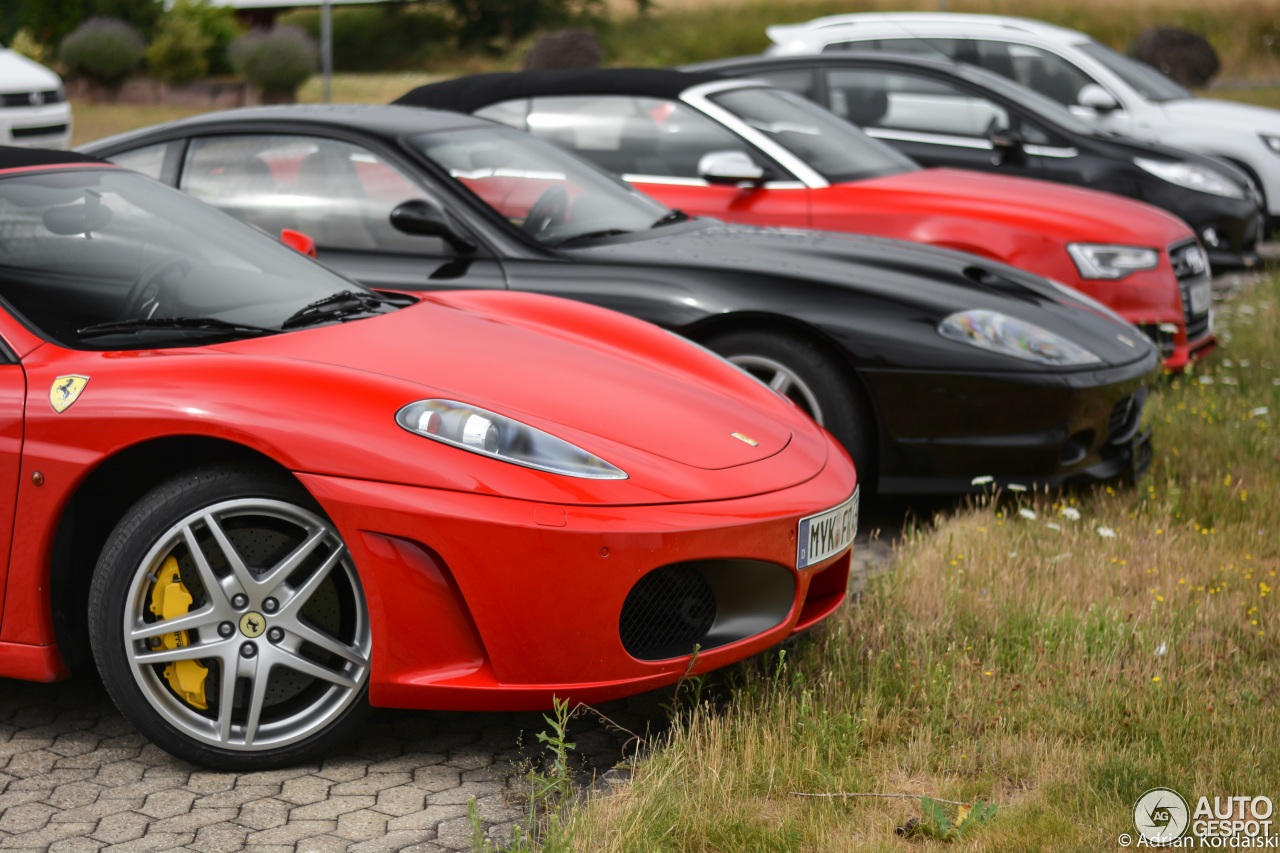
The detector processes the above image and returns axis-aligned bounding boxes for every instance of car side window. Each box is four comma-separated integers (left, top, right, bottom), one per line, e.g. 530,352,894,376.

179,135,448,254
752,70,820,102
486,95,753,180
822,37,957,60
972,41,1100,107
825,69,1010,137
108,142,170,181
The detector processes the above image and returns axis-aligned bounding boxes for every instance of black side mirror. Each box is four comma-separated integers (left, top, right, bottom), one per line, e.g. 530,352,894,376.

390,199,477,254
989,128,1025,166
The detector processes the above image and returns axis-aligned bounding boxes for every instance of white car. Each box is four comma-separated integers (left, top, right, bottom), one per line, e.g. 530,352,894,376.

0,45,72,149
765,13,1280,232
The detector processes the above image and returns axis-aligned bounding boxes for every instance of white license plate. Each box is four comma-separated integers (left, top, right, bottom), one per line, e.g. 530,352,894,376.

1189,279,1212,316
796,488,858,570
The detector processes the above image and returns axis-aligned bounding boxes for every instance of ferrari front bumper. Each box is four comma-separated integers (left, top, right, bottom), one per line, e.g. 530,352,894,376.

297,445,857,711
863,348,1161,494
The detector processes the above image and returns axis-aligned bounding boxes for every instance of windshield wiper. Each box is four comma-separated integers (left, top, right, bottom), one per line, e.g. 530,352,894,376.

77,317,278,339
280,290,392,330
651,210,690,228
552,229,633,248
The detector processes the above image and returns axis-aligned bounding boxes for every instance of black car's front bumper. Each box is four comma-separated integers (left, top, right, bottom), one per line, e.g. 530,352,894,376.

1146,184,1265,274
861,350,1161,495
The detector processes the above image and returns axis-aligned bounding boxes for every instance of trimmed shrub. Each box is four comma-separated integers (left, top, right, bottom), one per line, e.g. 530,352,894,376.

1130,27,1220,88
523,28,601,69
229,25,316,102
59,17,145,86
145,15,212,83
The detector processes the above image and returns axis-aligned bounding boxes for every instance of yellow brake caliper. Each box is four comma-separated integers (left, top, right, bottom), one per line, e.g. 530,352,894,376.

148,556,209,710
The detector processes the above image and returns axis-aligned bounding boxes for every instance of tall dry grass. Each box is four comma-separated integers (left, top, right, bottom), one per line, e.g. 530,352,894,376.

560,274,1280,851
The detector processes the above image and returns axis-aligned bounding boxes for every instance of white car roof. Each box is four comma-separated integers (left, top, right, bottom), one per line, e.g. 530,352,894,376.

766,13,1091,51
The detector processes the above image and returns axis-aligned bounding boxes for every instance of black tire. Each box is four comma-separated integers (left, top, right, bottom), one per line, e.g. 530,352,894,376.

88,465,371,770
704,329,877,486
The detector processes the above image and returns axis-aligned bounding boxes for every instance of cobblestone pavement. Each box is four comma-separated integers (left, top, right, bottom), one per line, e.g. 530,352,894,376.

0,538,895,853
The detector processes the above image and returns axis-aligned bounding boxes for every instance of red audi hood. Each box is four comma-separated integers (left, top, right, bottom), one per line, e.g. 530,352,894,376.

850,167,1194,246
215,291,800,472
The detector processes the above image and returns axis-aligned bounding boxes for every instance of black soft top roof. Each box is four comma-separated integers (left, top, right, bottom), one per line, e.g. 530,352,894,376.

0,146,104,173
393,68,730,113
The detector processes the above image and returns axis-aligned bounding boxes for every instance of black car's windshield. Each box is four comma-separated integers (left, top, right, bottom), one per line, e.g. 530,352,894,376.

0,168,389,349
707,86,918,183
1076,42,1192,103
953,63,1099,136
407,125,670,246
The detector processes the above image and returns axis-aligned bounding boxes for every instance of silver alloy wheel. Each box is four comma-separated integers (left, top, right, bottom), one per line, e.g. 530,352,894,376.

121,498,370,752
727,353,826,425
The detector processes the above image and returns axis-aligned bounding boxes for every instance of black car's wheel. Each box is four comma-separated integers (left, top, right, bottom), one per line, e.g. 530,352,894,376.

88,466,371,770
706,330,876,483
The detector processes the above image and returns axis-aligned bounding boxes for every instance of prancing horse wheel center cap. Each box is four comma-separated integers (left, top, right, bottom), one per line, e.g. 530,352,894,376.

239,612,266,638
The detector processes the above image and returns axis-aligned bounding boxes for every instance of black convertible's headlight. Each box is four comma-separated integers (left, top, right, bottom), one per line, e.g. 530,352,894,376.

938,309,1102,366
396,399,627,479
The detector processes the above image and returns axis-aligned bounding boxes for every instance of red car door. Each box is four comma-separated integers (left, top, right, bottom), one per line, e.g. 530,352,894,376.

479,94,813,229
628,179,811,229
0,324,28,638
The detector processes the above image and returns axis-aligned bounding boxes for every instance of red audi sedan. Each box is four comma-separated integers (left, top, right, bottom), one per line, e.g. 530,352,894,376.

398,69,1216,370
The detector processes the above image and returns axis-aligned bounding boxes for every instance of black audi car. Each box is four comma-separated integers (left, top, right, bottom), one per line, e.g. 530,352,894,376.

83,105,1159,494
688,53,1264,272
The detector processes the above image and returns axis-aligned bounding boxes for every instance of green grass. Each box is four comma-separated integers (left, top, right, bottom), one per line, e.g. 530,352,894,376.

554,274,1280,851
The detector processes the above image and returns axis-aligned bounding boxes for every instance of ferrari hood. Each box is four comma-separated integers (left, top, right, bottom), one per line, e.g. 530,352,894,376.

213,292,799,472
567,220,1154,367
852,167,1193,245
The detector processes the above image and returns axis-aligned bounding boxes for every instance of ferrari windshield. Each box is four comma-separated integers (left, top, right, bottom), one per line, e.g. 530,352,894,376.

706,86,918,183
407,125,670,246
0,167,386,349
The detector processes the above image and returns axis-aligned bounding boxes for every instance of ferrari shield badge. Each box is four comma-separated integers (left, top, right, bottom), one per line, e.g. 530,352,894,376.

50,375,89,413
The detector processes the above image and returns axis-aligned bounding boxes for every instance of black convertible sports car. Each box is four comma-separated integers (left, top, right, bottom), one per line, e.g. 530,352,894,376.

688,53,1264,272
83,105,1159,493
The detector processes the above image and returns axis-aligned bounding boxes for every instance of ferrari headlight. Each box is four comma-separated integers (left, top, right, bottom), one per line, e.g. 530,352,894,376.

396,399,627,479
1134,157,1246,199
1261,134,1280,156
1066,243,1159,280
938,309,1101,366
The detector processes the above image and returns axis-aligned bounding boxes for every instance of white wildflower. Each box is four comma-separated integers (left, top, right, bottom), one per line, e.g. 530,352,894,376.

1252,407,1270,417
1008,483,1028,492
971,475,994,486
1096,526,1117,538
1045,522,1062,531
1018,508,1037,520
1061,507,1081,521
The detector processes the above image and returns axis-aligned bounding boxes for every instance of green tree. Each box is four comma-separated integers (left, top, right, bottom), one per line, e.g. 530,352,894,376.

1,0,160,48
146,15,213,84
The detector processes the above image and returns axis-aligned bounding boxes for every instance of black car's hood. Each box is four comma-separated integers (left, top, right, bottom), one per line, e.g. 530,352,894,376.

1085,132,1254,189
565,220,1155,367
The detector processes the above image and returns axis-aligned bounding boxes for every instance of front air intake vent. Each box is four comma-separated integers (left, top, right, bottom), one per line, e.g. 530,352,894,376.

619,565,716,661
618,560,796,661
